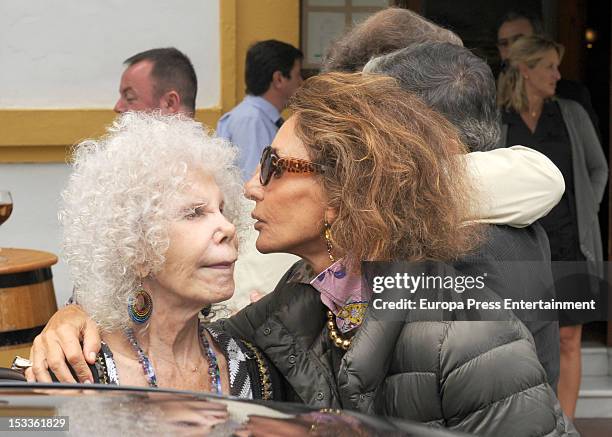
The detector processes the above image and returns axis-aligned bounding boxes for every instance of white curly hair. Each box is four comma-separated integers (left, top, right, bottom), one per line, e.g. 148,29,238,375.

60,111,247,331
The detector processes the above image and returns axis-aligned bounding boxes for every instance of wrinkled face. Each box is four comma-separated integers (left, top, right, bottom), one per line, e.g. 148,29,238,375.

244,117,327,259
150,172,237,306
280,60,303,104
114,60,161,113
523,49,561,100
497,18,534,61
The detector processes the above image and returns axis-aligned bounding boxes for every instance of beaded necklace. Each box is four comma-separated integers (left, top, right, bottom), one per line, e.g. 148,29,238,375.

124,319,222,394
327,310,352,350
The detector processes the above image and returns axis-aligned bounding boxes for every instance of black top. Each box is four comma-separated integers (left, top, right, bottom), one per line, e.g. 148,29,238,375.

503,100,581,260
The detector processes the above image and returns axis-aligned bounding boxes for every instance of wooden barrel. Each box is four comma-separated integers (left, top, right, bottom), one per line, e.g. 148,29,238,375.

0,248,58,366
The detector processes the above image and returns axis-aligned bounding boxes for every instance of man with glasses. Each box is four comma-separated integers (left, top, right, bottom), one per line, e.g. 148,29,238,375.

496,12,544,63
497,11,599,137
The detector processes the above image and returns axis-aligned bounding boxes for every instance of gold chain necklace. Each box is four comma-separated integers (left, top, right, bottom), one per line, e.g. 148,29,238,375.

327,310,352,350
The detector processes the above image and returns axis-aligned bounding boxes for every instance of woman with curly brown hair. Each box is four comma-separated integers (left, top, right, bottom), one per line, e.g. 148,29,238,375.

251,74,480,270
26,73,573,435
230,73,570,436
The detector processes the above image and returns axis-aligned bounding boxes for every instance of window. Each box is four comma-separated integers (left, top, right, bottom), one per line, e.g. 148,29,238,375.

300,0,392,70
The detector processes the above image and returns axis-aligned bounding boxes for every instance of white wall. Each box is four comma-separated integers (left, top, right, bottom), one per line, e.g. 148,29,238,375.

0,164,72,304
0,0,220,108
1,0,222,306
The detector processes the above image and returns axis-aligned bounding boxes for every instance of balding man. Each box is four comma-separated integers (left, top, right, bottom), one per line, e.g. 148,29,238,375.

114,47,197,116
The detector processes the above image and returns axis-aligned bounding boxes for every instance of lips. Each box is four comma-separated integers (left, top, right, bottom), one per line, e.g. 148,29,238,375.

252,213,265,230
204,261,235,269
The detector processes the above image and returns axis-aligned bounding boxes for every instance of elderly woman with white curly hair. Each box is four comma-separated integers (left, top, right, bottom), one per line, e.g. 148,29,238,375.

27,112,281,399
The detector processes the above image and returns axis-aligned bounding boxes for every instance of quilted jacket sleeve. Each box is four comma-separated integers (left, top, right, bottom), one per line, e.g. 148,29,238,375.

218,289,275,342
220,263,299,342
439,320,576,436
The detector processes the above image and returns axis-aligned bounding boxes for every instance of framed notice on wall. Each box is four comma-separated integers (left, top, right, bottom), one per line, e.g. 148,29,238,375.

300,0,392,69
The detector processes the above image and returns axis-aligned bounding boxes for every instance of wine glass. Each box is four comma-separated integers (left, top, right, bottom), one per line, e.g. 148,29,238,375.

0,191,13,263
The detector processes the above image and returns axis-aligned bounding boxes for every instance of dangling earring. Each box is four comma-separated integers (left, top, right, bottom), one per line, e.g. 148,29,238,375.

128,283,153,324
200,305,212,318
323,220,335,262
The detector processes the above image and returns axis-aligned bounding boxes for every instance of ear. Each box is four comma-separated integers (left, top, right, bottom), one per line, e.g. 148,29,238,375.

517,62,530,78
162,90,182,114
134,263,150,279
325,206,338,225
271,70,284,90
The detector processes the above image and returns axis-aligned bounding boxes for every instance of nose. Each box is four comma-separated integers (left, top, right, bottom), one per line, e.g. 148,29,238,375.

114,98,126,114
554,68,561,81
214,213,236,245
244,166,264,201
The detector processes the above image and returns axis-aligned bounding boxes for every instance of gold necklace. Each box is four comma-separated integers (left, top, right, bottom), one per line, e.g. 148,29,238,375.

327,311,352,350
528,104,542,118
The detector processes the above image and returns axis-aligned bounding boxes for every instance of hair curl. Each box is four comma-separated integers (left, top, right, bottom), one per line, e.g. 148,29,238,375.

61,112,247,331
290,73,481,265
497,35,564,113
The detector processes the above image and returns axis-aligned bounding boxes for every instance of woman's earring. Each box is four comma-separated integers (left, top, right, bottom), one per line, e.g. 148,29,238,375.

324,220,335,262
200,305,212,318
128,284,153,324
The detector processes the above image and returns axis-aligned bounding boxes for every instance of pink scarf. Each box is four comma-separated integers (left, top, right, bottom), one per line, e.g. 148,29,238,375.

309,259,369,333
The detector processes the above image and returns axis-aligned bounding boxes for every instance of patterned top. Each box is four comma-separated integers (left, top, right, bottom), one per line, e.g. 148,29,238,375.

93,325,275,400
290,259,369,334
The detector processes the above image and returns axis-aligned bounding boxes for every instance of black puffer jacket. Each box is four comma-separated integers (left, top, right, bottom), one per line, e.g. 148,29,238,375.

217,261,577,436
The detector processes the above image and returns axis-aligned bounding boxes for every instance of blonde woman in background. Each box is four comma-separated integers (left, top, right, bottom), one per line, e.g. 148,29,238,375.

497,34,608,418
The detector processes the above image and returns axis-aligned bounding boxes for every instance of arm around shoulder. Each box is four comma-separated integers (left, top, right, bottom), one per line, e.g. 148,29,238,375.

219,291,274,342
466,146,565,227
27,304,101,384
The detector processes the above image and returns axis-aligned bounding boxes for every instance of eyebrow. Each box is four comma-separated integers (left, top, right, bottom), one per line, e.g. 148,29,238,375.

187,200,208,208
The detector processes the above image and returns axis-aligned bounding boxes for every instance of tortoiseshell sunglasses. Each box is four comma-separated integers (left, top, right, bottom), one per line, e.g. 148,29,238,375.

259,146,327,186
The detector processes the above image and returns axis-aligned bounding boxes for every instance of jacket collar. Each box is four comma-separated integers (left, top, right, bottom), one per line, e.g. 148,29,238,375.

277,260,404,410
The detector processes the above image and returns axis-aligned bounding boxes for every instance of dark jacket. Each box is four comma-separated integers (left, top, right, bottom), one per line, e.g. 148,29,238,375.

555,79,600,140
217,261,576,436
455,223,560,389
